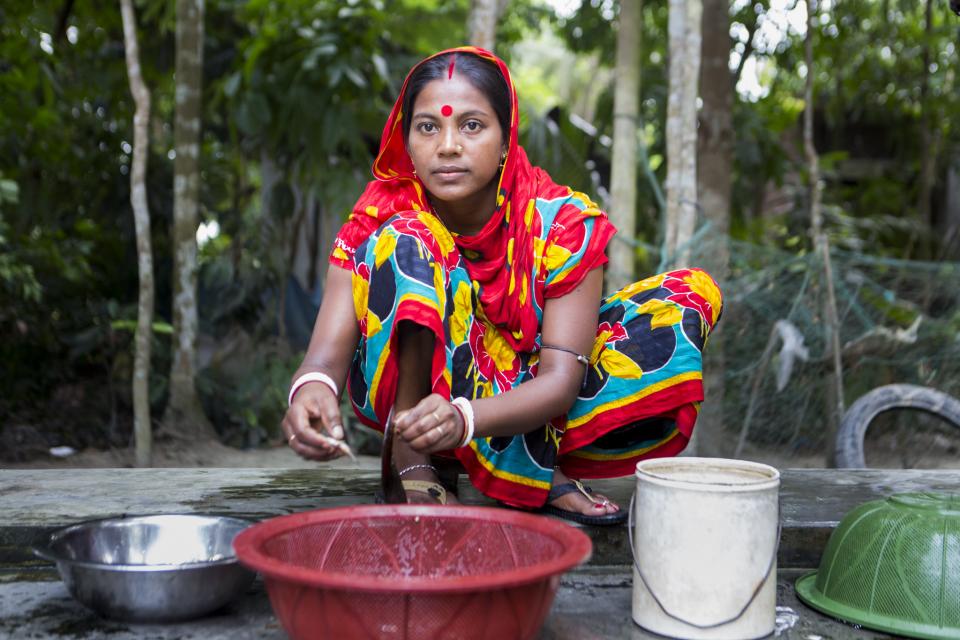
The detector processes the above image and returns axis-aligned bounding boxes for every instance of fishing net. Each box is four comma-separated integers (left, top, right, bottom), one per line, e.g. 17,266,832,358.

670,230,960,469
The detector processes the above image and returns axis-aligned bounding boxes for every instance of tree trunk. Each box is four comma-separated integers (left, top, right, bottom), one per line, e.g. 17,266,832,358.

692,0,734,457
467,0,503,51
943,153,960,260
916,0,937,259
163,0,214,441
804,0,844,466
663,0,702,268
120,0,154,467
607,0,642,293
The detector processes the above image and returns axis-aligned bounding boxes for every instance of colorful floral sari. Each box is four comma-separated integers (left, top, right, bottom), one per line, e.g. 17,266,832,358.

330,47,722,508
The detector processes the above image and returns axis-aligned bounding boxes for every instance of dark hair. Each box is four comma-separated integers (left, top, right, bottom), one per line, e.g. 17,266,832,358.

401,52,511,144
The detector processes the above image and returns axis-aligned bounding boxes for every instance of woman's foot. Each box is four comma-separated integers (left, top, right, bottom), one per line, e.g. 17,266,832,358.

548,469,619,516
400,468,460,505
393,438,459,505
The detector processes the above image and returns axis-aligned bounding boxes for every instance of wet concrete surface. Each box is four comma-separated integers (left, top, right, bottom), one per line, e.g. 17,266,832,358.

0,568,898,639
544,568,899,640
3,468,959,570
1,467,956,638
0,576,284,639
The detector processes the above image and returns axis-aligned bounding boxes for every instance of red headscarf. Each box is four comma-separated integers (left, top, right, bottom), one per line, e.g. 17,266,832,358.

331,46,616,353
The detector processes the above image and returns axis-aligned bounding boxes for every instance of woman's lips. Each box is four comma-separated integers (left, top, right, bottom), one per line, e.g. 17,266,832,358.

433,166,468,179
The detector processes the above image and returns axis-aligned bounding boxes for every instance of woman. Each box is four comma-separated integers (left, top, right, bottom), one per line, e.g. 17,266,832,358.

282,47,722,526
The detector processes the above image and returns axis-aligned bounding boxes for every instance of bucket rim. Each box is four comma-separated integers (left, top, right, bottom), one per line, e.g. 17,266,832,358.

634,457,780,491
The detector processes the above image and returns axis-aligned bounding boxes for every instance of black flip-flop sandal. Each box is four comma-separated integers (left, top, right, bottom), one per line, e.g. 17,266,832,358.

537,479,628,526
375,479,449,505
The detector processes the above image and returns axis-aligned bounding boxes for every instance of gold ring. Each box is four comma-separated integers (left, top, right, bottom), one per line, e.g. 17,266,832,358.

288,434,297,445
434,426,443,438
432,411,442,424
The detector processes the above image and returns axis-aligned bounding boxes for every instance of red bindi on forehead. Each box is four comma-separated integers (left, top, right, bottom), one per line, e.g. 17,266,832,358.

441,105,453,117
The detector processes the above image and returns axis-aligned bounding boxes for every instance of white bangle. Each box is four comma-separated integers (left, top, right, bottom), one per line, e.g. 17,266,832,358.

288,372,339,406
450,397,475,448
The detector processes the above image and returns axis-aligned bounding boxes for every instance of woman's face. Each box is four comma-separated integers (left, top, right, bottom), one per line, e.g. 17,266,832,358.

406,73,505,211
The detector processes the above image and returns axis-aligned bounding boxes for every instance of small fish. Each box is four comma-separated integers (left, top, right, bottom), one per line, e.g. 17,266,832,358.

316,433,357,461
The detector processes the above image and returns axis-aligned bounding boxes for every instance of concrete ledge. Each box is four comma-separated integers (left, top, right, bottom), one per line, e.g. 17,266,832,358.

0,569,898,639
566,469,960,568
2,467,958,573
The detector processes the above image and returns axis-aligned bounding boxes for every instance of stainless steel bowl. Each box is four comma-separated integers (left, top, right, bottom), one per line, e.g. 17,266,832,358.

33,514,255,622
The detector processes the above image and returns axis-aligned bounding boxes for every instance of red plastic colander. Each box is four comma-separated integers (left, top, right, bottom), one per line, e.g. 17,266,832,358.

233,504,592,640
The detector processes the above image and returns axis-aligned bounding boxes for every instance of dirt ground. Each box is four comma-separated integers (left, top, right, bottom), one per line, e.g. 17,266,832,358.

4,429,954,471
5,438,820,471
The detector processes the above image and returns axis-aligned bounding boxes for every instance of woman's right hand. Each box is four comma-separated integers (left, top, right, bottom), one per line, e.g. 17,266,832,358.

283,264,360,461
282,381,346,461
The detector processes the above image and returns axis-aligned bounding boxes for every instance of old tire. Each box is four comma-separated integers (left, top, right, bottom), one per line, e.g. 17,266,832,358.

835,383,960,468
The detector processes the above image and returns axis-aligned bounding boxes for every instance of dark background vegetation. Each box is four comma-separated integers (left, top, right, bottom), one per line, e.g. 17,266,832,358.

1,0,957,464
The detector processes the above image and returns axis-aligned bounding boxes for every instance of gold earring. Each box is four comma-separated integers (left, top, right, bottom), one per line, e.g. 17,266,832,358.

499,151,507,170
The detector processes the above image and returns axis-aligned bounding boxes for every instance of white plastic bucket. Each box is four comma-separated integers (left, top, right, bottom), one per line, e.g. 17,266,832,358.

630,457,780,640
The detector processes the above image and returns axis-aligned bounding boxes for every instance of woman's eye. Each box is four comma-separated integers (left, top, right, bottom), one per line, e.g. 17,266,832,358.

463,120,483,132
418,122,437,133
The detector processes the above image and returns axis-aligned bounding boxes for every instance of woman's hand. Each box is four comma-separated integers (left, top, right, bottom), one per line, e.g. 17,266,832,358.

393,393,465,453
282,382,346,461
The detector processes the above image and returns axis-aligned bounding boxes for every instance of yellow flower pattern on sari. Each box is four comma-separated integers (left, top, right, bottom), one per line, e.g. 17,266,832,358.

533,236,546,266
418,212,455,257
352,273,368,323
599,349,644,379
684,269,723,326
635,300,683,330
610,273,666,304
482,322,517,372
544,242,572,272
432,260,446,317
373,232,397,269
450,281,473,345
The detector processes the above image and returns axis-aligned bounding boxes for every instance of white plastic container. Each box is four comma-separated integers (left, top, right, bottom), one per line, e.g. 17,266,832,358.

631,457,780,640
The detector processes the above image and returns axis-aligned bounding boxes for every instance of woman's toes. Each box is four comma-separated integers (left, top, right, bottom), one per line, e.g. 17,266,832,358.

551,490,619,516
593,495,619,514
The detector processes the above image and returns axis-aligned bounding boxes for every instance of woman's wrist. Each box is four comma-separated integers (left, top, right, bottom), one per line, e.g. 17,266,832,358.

450,397,475,447
288,372,339,406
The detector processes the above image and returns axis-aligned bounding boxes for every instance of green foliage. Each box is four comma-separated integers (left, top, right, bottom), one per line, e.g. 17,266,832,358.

0,175,42,308
3,0,958,459
549,0,959,257
109,319,174,335
548,0,677,240
197,336,300,447
228,0,390,174
0,2,168,413
1,0,545,449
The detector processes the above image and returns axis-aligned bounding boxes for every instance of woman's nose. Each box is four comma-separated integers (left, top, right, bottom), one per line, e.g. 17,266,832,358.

438,127,462,155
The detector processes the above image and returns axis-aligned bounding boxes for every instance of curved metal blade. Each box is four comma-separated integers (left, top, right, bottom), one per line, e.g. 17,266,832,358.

381,411,407,504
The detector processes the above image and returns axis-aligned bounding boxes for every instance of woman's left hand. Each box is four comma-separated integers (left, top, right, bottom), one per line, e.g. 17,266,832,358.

393,393,465,453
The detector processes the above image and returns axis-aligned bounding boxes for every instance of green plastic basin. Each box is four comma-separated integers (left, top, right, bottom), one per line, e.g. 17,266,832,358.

795,492,960,640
